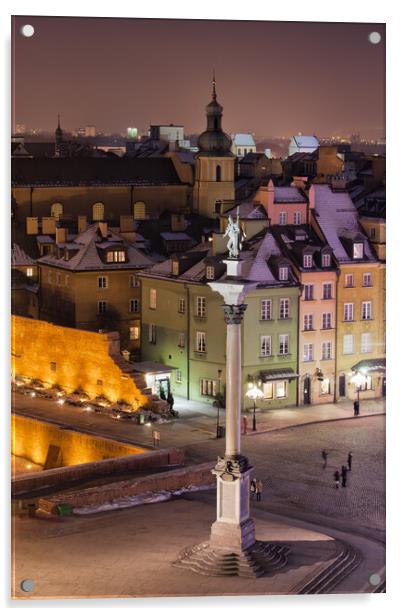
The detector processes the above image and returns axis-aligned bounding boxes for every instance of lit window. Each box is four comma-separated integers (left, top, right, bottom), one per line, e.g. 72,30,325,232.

362,272,372,287
149,288,157,309
344,303,354,321
129,299,140,313
294,211,301,224
321,253,331,267
196,296,206,317
275,381,287,398
361,333,372,353
260,299,272,321
279,266,288,281
322,341,332,360
92,202,104,221
178,333,185,348
178,298,186,314
129,326,140,341
304,284,314,300
320,378,331,395
263,382,273,399
148,323,156,344
303,344,314,362
133,201,146,220
196,331,206,353
279,212,287,225
353,242,364,259
279,334,289,355
106,250,125,263
98,276,108,289
206,265,215,280
322,313,332,329
303,254,313,268
26,267,33,277
345,273,354,287
361,301,372,320
304,314,313,330
98,300,107,314
260,335,272,357
51,202,63,220
279,298,290,319
322,283,332,299
343,334,354,354
200,378,217,396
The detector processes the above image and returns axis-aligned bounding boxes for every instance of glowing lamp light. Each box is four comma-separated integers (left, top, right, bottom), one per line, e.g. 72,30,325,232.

350,372,366,388
26,464,32,470
116,413,121,419
56,392,64,397
30,392,36,398
57,399,65,405
85,406,92,411
146,422,152,427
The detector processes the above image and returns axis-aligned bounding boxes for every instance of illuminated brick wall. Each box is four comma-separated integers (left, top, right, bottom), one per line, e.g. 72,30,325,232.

11,316,149,409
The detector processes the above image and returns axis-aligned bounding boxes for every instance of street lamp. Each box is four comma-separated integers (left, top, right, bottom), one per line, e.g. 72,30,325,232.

245,385,264,432
350,371,366,407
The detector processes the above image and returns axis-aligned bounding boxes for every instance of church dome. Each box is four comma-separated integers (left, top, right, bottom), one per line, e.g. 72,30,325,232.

197,77,233,156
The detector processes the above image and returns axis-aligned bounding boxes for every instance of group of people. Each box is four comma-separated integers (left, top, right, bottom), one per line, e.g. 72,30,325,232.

250,478,263,501
321,449,353,488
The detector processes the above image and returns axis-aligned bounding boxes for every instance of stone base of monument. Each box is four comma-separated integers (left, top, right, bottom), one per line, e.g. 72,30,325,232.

173,456,290,578
172,540,290,578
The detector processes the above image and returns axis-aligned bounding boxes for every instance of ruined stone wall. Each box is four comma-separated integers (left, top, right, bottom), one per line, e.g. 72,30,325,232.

12,414,145,467
11,316,148,409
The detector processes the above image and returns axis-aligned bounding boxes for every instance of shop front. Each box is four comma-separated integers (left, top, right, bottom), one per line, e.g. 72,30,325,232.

245,368,298,410
349,358,386,400
134,361,175,398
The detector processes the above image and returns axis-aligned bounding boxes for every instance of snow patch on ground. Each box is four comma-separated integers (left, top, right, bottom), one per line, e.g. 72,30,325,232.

73,484,214,515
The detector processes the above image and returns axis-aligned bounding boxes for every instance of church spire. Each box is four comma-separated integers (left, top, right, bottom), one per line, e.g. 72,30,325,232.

212,69,217,101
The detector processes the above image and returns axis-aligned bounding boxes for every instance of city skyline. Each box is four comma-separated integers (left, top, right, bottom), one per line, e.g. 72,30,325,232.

12,16,385,138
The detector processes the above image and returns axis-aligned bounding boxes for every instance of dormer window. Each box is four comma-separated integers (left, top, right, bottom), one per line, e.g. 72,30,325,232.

106,250,126,263
353,242,364,259
303,254,313,268
206,265,215,280
279,266,289,281
322,253,331,267
172,260,179,275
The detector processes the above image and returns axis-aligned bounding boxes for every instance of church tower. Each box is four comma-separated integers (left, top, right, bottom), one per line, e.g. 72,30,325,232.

55,114,63,158
193,75,235,217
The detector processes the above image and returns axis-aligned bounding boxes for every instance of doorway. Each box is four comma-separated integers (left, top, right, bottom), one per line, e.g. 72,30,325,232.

382,377,386,397
303,375,311,404
339,374,346,397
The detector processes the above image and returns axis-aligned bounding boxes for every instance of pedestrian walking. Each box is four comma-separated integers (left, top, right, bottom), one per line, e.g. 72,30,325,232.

242,415,248,435
353,400,360,416
321,449,329,469
341,465,348,487
333,469,340,489
250,478,257,500
347,451,353,471
256,479,263,502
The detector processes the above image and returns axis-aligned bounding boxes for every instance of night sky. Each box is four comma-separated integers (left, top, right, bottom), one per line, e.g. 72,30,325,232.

12,16,385,138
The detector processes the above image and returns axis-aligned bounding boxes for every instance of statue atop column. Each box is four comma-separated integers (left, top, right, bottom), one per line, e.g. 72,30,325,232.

223,207,246,259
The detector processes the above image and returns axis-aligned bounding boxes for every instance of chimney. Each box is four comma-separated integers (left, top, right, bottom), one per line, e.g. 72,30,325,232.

292,176,308,189
55,227,67,244
26,217,38,236
78,215,87,234
330,176,347,192
98,221,108,238
42,217,56,235
309,184,315,210
120,215,134,233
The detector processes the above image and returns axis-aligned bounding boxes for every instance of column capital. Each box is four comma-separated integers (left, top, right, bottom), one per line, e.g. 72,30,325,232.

222,303,247,325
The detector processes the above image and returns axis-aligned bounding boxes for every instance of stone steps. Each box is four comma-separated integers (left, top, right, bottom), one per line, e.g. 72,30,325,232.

295,540,361,594
173,541,289,578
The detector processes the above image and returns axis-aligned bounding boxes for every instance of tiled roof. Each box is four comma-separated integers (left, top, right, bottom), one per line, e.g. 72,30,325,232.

37,223,154,271
11,243,35,267
223,202,267,220
232,133,256,147
12,157,181,186
160,232,192,241
291,135,319,148
274,186,307,203
313,185,377,262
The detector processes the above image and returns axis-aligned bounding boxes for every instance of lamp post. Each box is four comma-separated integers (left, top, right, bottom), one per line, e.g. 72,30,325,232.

351,371,366,411
246,385,264,431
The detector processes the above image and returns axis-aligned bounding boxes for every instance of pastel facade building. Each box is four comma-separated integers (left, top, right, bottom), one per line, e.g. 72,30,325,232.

288,134,319,157
254,180,309,226
139,228,300,409
37,222,153,357
230,133,257,158
311,184,385,400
